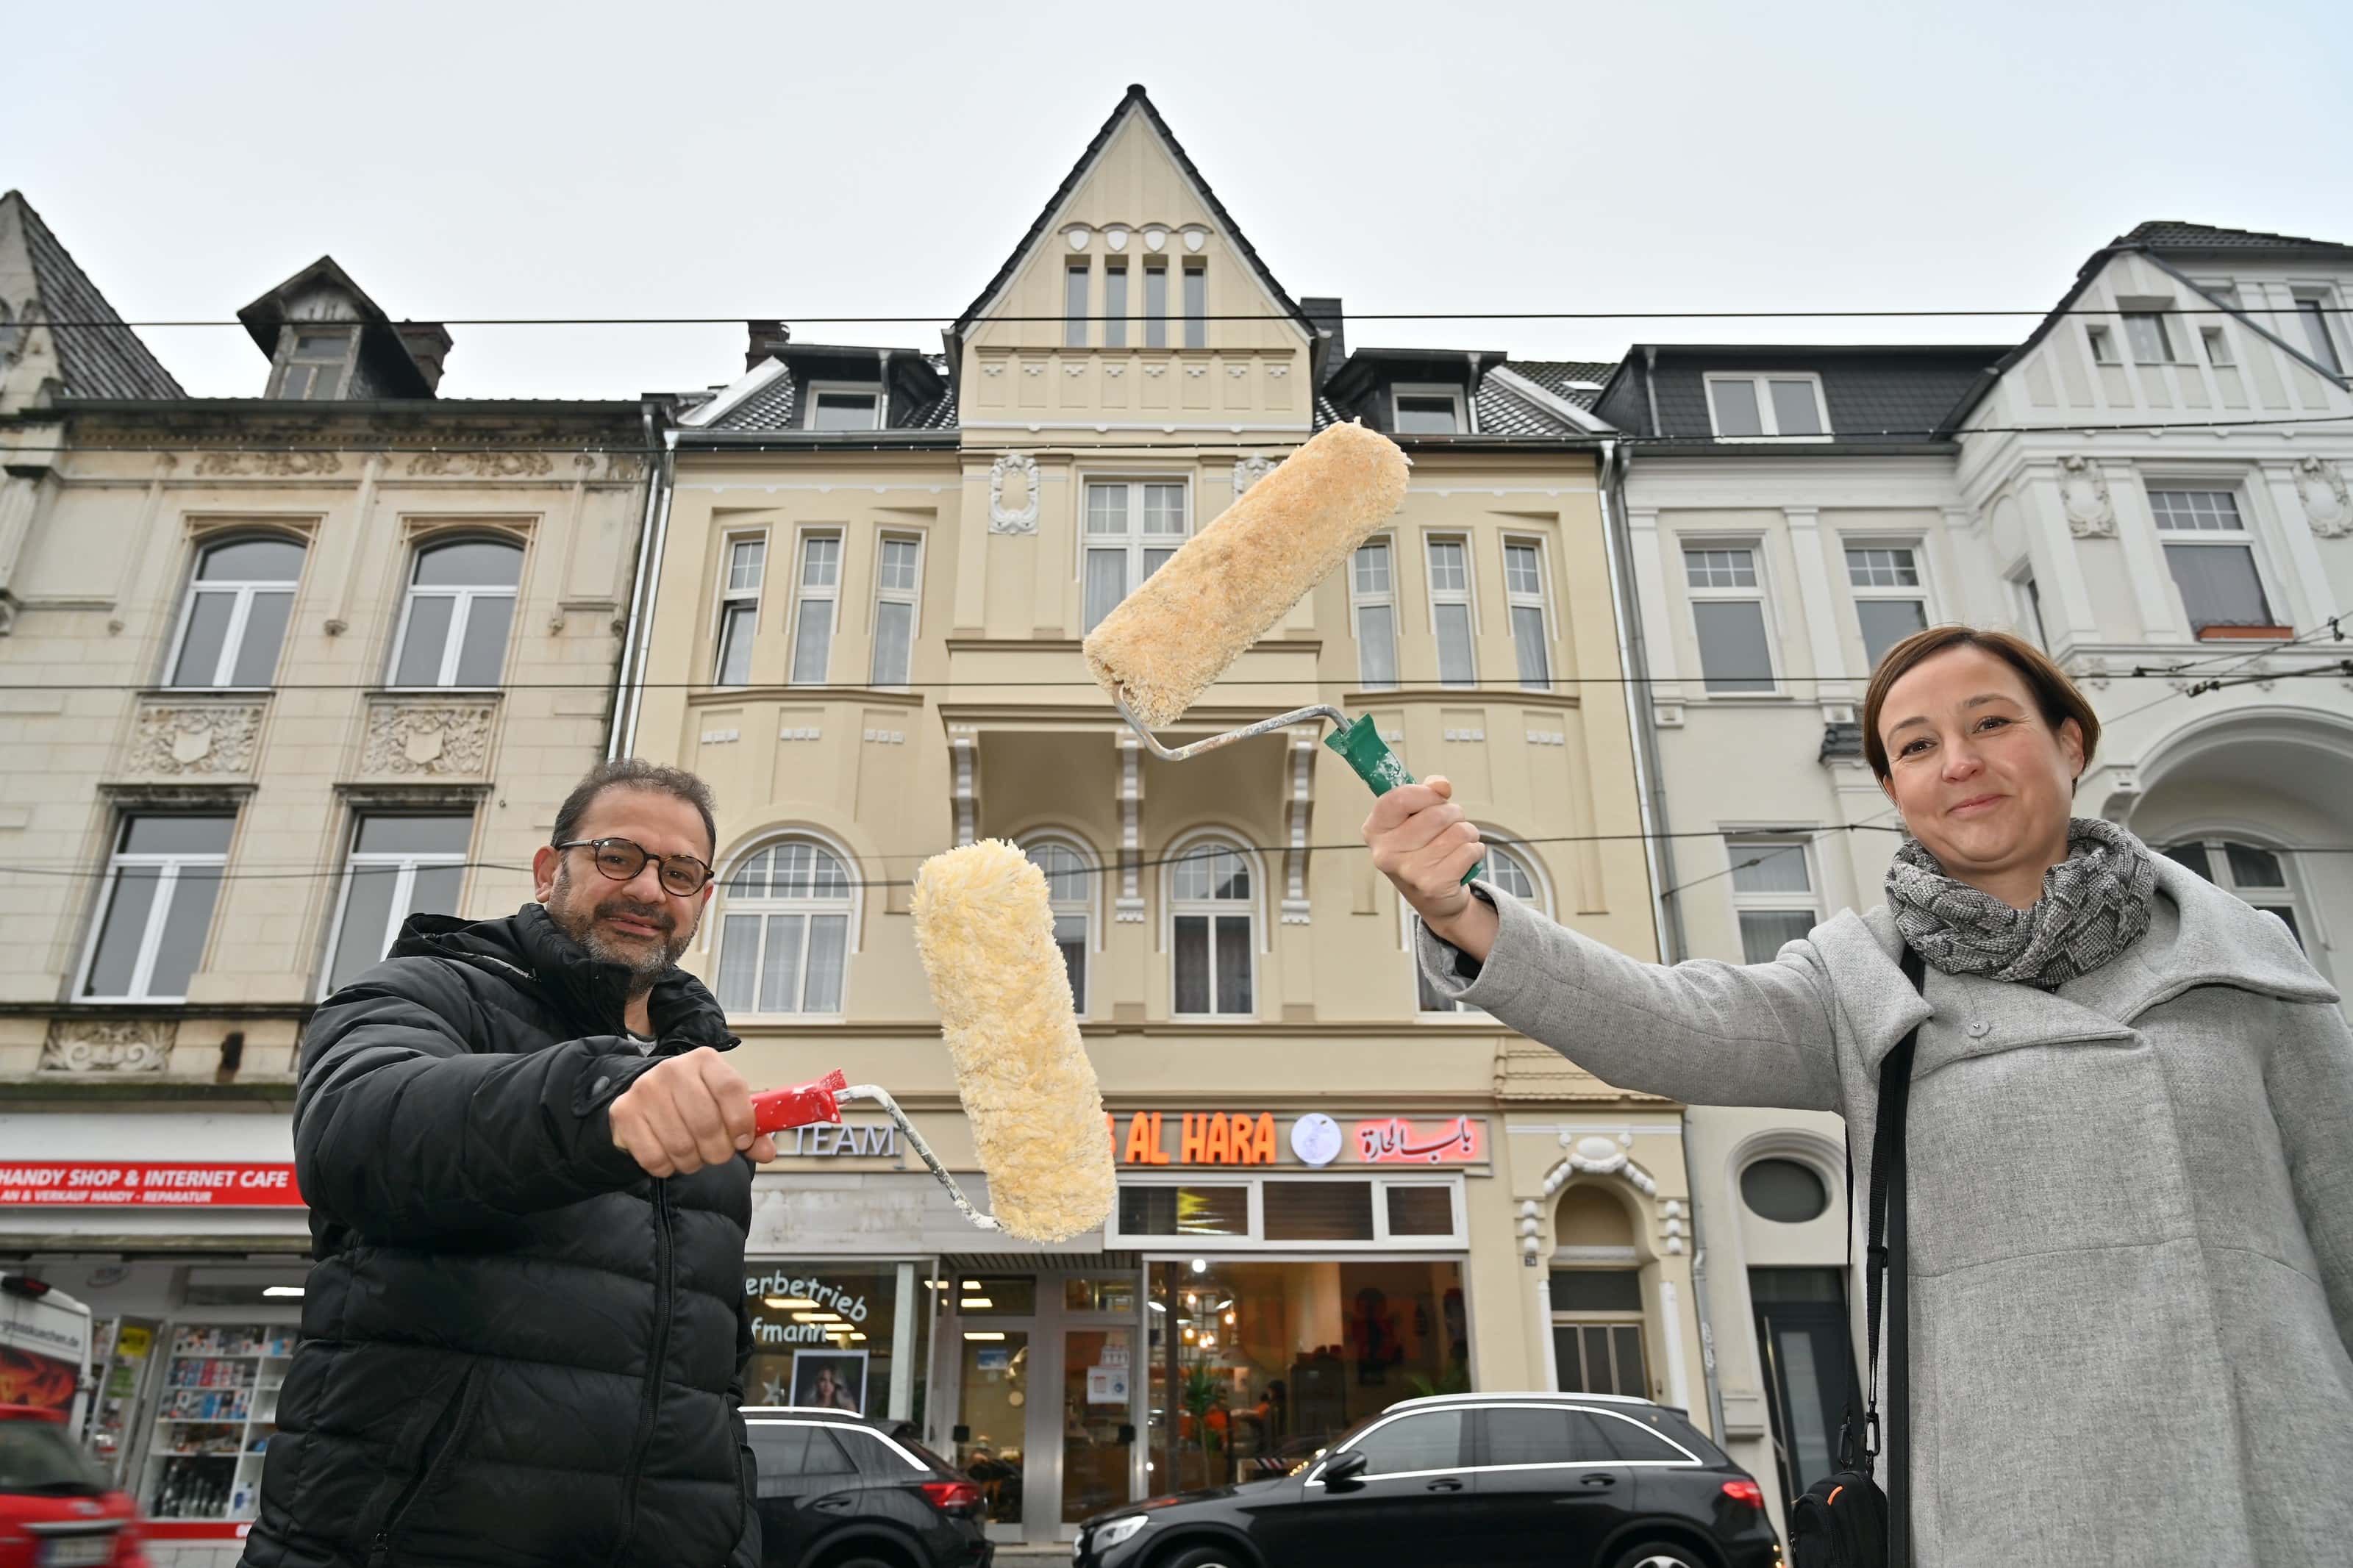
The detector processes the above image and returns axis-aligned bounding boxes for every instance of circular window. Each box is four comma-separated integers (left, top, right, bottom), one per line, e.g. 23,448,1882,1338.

1741,1159,1828,1224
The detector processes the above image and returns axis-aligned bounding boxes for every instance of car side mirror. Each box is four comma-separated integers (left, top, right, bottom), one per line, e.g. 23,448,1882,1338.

1320,1450,1368,1486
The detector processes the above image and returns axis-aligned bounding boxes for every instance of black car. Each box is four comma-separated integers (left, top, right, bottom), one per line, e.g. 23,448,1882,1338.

743,1407,993,1568
1074,1392,1777,1568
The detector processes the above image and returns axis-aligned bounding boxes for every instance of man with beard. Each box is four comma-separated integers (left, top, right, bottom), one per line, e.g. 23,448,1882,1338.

242,761,767,1568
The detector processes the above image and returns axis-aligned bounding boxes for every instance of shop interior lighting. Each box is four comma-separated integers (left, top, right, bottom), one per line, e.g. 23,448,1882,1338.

1146,1301,1167,1313
262,1286,304,1298
962,1297,994,1309
765,1296,819,1310
1224,1311,1235,1325
793,1311,845,1323
965,1331,1007,1341
1190,1259,1207,1274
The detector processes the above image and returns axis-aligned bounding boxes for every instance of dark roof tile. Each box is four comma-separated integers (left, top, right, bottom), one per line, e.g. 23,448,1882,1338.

5,191,182,401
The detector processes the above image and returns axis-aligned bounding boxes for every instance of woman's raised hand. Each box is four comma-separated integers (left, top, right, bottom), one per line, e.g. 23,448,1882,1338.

1363,776,1498,962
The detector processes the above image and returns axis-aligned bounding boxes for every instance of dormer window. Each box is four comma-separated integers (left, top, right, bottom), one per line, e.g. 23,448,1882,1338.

1704,373,1829,441
805,383,882,432
274,327,355,400
1391,384,1467,434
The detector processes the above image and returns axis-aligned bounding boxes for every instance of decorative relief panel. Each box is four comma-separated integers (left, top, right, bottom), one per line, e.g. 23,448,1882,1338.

988,453,1040,534
193,451,342,478
406,450,556,478
41,1018,176,1074
2057,455,2115,538
128,701,265,776
361,698,496,777
2295,457,2352,538
1232,456,1277,494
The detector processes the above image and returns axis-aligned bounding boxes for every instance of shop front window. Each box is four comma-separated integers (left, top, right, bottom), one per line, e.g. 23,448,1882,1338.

1146,1259,1468,1495
742,1262,910,1420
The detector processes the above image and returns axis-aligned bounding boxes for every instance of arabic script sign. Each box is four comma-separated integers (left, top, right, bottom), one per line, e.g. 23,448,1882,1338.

1110,1112,1486,1167
1352,1117,1485,1165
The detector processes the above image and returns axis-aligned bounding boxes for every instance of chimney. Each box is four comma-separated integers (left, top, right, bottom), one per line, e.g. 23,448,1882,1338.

396,323,452,394
1300,296,1345,381
746,320,792,370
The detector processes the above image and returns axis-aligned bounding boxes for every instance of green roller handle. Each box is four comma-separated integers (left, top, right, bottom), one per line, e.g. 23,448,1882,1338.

1323,714,1484,886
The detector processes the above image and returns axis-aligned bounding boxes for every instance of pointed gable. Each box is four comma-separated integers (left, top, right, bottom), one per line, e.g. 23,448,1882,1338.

951,85,1317,437
0,190,183,411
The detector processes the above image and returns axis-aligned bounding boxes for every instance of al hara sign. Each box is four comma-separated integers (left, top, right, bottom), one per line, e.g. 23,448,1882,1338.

0,1163,304,1207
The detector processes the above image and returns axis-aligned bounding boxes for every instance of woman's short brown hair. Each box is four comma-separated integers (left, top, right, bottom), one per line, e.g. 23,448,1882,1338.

1861,625,2100,783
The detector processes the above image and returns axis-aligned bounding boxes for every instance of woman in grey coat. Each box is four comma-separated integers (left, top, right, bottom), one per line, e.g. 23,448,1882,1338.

1368,624,2353,1567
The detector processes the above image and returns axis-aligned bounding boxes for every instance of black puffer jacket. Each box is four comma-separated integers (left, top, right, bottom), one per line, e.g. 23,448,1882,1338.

242,906,758,1568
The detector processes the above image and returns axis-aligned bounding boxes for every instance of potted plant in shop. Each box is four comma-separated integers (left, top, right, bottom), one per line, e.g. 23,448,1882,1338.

1404,1360,1472,1400
1179,1365,1228,1484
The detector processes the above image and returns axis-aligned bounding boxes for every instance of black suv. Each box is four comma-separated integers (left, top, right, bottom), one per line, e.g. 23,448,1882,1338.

1074,1392,1777,1568
743,1407,992,1568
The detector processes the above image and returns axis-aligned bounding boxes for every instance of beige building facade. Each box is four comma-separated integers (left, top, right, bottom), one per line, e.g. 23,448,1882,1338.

0,201,660,1558
621,89,1698,1545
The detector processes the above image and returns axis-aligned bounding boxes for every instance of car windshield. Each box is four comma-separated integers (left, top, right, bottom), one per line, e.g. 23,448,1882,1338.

0,1420,108,1496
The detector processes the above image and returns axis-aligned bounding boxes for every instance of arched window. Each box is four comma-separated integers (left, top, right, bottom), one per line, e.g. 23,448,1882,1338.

718,839,854,1016
1419,842,1545,1013
1023,838,1095,1014
2162,838,2310,948
390,537,523,688
167,535,305,689
1169,839,1254,1017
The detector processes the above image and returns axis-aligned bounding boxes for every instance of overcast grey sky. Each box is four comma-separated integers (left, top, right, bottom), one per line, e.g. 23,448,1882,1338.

12,0,2350,400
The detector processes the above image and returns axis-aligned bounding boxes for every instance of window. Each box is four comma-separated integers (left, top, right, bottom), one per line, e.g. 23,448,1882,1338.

789,534,841,684
2123,312,2175,363
1065,263,1090,348
1420,845,1540,1012
1182,263,1205,350
2086,325,2118,365
1025,840,1093,1013
390,538,521,688
1143,263,1168,349
2013,569,2049,649
1341,1410,1466,1477
80,815,232,1002
322,815,471,995
1350,541,1399,689
1425,537,1477,687
718,840,854,1015
1683,546,1774,693
1729,840,1816,962
1549,1269,1649,1398
870,535,922,687
1845,545,1928,669
1114,1175,1468,1248
1504,540,1551,690
713,537,765,687
275,329,351,400
1082,480,1188,631
2201,326,2233,367
1741,1158,1829,1223
2293,293,2344,375
2148,489,2279,635
167,536,304,689
1704,374,1828,440
1104,262,1128,349
1171,842,1252,1017
1391,384,1465,435
2162,840,2308,948
807,385,882,432
747,1423,856,1495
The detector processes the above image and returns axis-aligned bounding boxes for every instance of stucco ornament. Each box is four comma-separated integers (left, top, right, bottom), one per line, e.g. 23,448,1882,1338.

1232,456,1277,495
988,453,1040,534
2058,456,2115,538
363,701,493,776
2294,456,2352,538
41,1018,175,1074
130,703,263,775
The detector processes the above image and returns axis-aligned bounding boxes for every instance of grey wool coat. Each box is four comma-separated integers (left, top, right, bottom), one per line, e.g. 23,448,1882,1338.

1418,856,2353,1567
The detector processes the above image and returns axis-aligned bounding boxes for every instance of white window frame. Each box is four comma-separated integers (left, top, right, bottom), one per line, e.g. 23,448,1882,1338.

1106,1170,1468,1252
1143,262,1169,350
1182,261,1207,351
868,531,925,689
1726,837,1819,964
1019,832,1101,1017
386,537,524,691
318,814,474,999
713,835,860,1020
1391,382,1468,436
1680,539,1782,697
1423,534,1479,688
163,534,307,690
1501,536,1554,692
1702,373,1832,442
2085,324,2118,366
2143,482,2286,637
1841,537,1934,669
788,530,843,685
1414,837,1549,1015
2199,324,2235,368
2160,834,2320,959
2007,561,2049,651
272,326,357,401
2121,310,2178,365
1102,260,1129,350
1349,535,1400,690
1065,261,1091,349
2290,287,2346,376
803,382,884,432
713,531,768,687
1161,831,1262,1021
76,815,234,1004
1079,476,1191,633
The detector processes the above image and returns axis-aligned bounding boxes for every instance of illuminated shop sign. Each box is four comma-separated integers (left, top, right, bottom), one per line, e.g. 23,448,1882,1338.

1110,1113,1485,1167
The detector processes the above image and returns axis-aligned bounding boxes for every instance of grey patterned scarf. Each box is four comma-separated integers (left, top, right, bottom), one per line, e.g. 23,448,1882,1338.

1885,817,2158,989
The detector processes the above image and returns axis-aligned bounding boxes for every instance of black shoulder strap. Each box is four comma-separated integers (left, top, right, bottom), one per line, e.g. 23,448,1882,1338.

1872,947,1927,1566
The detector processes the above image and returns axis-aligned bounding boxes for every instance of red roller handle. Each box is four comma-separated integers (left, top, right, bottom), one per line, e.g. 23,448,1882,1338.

751,1070,849,1134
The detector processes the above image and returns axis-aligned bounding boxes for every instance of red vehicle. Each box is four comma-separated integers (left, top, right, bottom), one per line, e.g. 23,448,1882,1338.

0,1406,148,1568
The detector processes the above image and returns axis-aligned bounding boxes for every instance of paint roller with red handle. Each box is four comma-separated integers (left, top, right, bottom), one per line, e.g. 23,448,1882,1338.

750,1069,1004,1233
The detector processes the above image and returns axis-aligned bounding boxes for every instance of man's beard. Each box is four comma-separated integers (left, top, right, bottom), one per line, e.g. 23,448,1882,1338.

547,867,695,986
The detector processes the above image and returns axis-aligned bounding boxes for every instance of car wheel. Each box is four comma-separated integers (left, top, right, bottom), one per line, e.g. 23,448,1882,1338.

1158,1546,1247,1568
1608,1545,1708,1568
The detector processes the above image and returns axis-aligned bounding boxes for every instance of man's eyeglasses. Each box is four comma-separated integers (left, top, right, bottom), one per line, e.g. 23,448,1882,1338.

554,838,715,897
